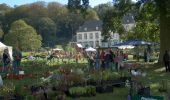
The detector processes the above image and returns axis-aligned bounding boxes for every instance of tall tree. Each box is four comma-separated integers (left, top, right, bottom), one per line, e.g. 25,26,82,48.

126,21,159,42
124,1,159,42
4,20,42,50
93,2,113,20
36,17,57,47
155,0,170,61
0,3,12,34
85,8,99,20
137,0,170,61
67,0,89,15
0,27,4,40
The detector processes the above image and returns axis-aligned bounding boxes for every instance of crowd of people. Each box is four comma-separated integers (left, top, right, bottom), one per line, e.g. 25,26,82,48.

2,48,22,74
86,48,128,71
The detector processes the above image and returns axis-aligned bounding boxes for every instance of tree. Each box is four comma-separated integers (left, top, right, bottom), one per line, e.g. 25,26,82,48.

102,0,134,40
0,3,12,34
85,8,99,20
136,0,170,61
0,27,4,39
4,20,42,50
124,1,159,42
126,21,159,42
67,0,89,15
36,17,57,47
102,8,125,39
93,2,113,20
154,0,170,61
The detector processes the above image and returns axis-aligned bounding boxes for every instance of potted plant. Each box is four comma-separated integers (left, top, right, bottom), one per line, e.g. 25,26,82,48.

0,83,15,99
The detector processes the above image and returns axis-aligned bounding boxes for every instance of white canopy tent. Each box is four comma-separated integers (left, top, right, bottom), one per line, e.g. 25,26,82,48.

77,43,83,48
53,48,63,51
117,45,135,49
0,42,13,59
85,47,96,52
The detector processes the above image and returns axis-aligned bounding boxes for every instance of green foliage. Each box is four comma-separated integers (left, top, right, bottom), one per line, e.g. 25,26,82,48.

37,17,57,47
69,86,96,96
4,20,42,50
0,83,15,97
102,0,133,39
94,3,113,20
102,71,120,81
85,8,99,20
67,0,89,14
125,21,159,42
65,44,76,53
102,8,125,39
0,27,4,38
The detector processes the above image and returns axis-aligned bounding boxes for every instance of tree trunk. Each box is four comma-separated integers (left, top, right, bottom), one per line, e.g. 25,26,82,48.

157,0,170,62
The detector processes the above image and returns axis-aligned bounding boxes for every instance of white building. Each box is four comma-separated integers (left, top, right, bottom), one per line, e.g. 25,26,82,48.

76,20,120,48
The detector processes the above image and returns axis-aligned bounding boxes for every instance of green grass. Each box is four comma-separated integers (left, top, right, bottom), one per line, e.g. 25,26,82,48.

1,60,170,100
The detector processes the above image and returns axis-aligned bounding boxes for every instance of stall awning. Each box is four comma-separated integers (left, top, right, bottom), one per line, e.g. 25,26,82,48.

77,43,83,48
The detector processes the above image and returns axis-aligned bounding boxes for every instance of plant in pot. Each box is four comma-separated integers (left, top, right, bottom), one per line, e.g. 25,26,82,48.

85,86,96,96
0,83,15,99
88,71,102,86
69,87,86,97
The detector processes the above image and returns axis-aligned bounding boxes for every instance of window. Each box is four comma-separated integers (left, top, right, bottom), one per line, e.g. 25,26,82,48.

96,27,99,30
95,33,99,39
78,34,82,40
84,33,87,39
95,41,99,47
84,27,87,31
89,33,93,39
90,41,94,47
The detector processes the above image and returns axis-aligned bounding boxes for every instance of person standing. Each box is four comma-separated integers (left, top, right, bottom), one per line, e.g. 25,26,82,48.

95,49,100,70
163,50,170,72
109,49,115,70
104,49,110,69
100,49,105,69
12,48,22,74
144,49,147,63
2,48,11,73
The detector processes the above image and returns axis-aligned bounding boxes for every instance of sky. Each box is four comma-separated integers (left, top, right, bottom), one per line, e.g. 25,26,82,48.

0,0,114,7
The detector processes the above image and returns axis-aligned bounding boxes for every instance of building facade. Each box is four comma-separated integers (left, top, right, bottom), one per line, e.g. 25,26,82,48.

76,20,121,48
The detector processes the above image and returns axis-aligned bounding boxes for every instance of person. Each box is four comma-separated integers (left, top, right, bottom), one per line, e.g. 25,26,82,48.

114,51,119,71
144,49,147,62
104,49,110,69
109,49,115,70
100,49,105,69
12,48,22,74
163,50,170,72
147,45,152,62
95,49,100,70
119,51,124,69
2,48,11,73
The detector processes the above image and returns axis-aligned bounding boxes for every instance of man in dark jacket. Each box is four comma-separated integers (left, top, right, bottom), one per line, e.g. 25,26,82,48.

163,50,170,72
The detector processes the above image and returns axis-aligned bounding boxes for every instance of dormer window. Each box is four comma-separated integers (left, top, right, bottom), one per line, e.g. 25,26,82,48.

84,27,87,31
96,27,99,30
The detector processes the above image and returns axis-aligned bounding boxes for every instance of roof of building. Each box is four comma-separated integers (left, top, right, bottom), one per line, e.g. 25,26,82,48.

122,13,135,24
77,20,103,32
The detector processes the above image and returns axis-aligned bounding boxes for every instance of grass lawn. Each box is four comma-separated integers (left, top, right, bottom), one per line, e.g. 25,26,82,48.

1,59,170,100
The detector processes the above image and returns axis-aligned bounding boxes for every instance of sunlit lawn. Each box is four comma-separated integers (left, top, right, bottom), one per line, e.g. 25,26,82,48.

1,59,170,100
